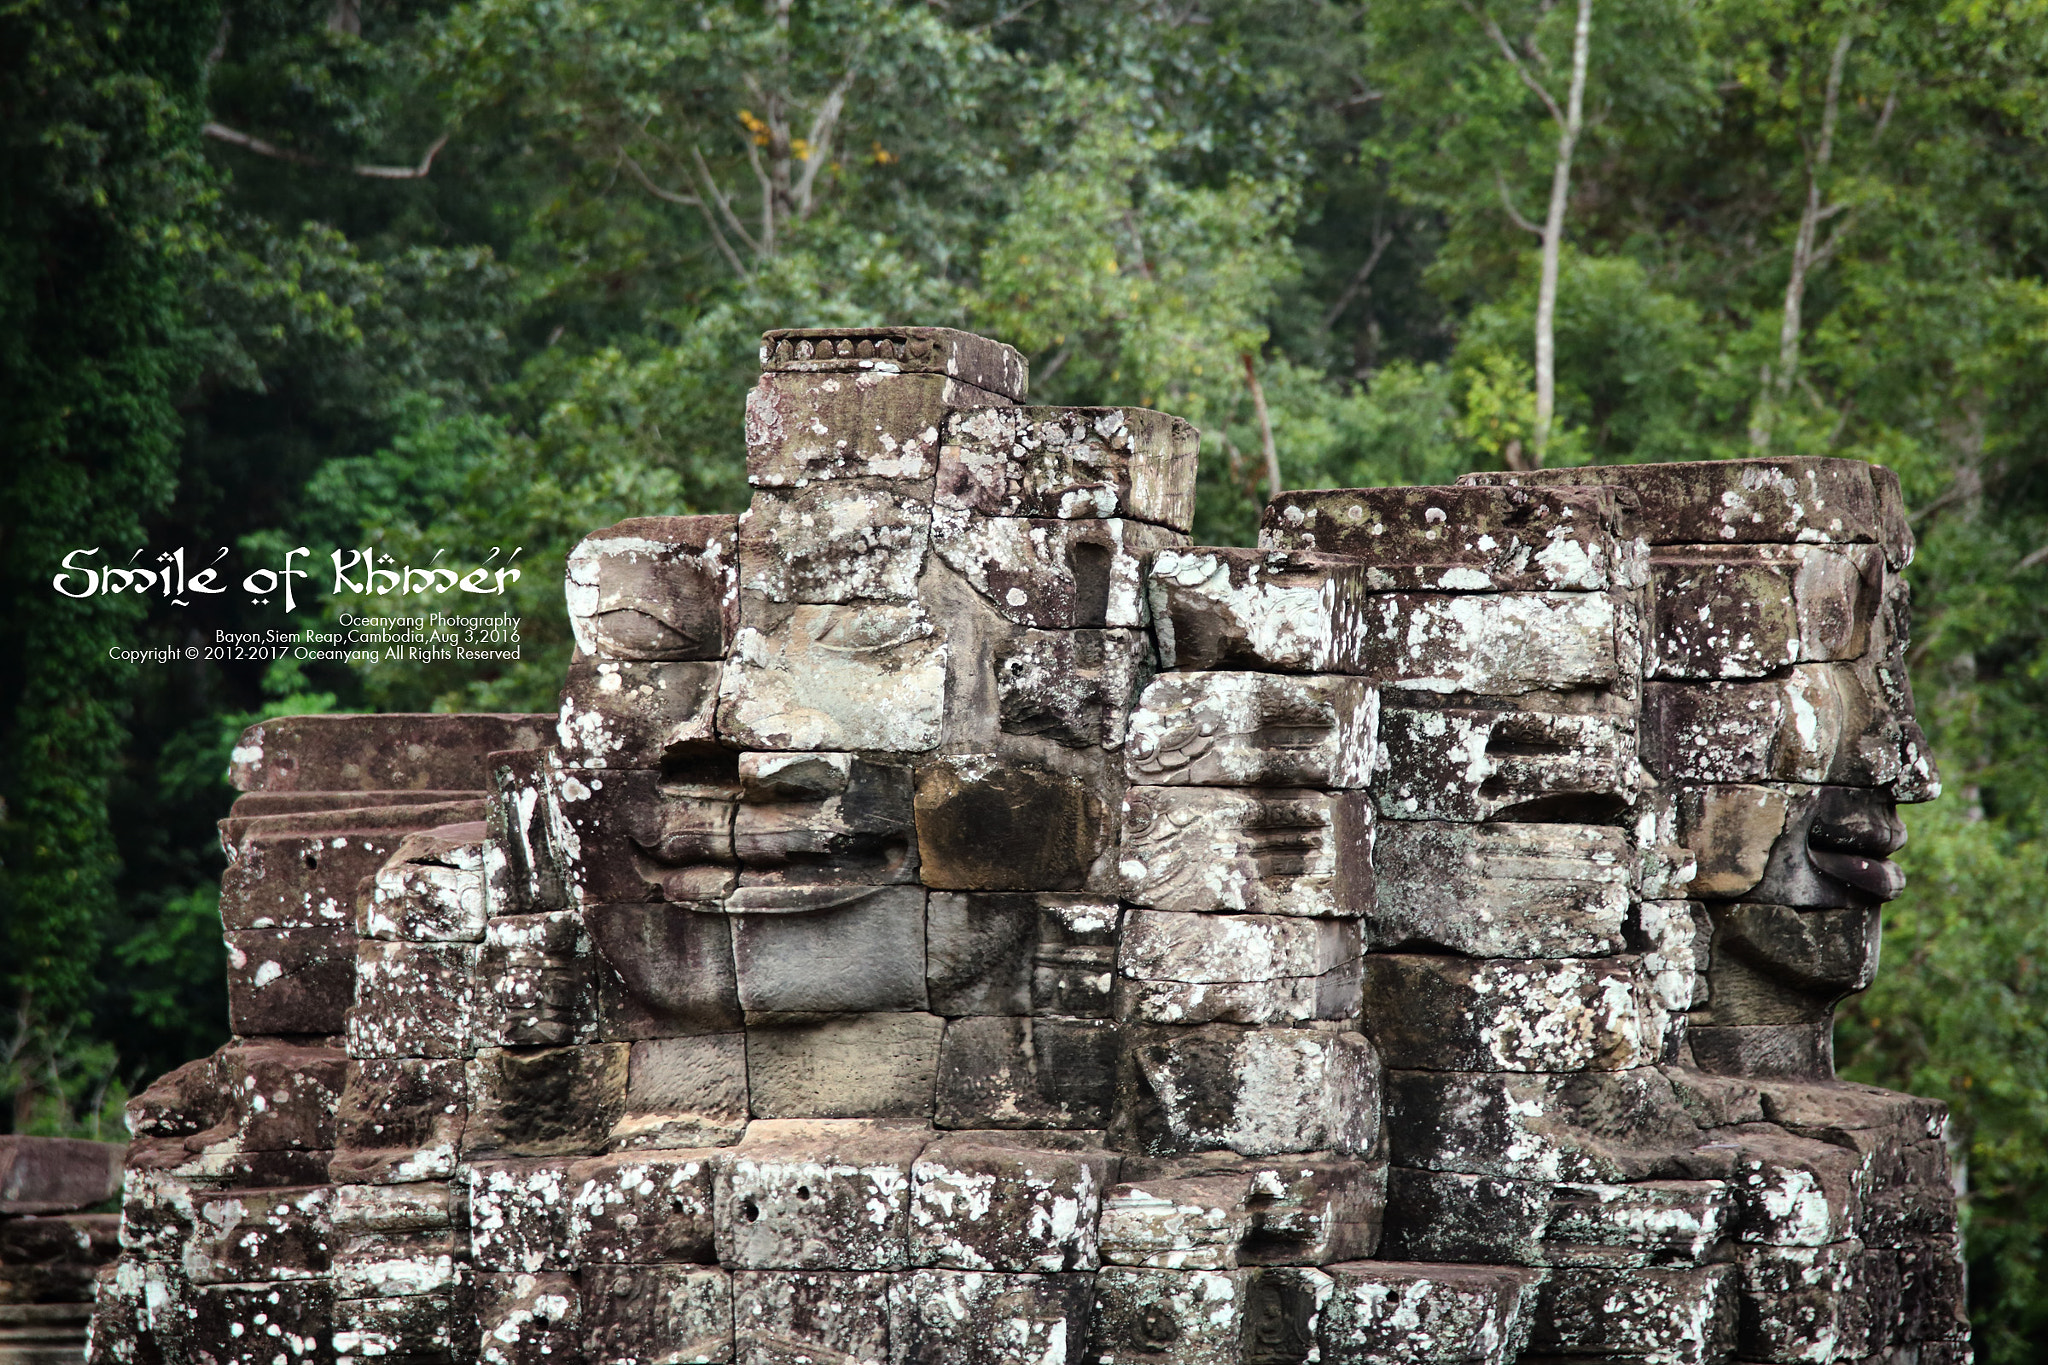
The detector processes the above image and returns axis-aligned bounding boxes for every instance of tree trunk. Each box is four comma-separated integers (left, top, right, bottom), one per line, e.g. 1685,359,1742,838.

1751,27,1854,448
1530,0,1592,467
1242,354,1284,501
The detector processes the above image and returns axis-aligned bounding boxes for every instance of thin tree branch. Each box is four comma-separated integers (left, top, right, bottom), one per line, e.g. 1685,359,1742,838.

1462,0,1566,129
1035,339,1076,387
971,0,1042,35
2014,543,2048,574
792,64,860,218
1495,168,1545,235
621,152,749,278
690,144,763,256
1241,353,1284,500
203,121,448,179
1321,223,1395,330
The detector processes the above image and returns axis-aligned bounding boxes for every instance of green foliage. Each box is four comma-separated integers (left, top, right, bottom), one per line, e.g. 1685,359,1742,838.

0,0,221,1129
9,3,2048,1354
1839,798,2048,1361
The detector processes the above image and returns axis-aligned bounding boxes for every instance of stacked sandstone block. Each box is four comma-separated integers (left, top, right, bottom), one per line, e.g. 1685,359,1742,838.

1462,461,1963,1365
86,326,1970,1365
2,1137,124,1363
90,713,552,1364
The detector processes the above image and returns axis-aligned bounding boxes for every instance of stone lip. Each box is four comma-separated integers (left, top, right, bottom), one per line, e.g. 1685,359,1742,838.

1461,456,1908,563
760,326,1028,402
0,1136,123,1215
229,713,553,793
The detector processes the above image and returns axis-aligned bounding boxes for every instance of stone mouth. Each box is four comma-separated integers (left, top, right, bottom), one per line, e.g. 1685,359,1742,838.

1805,790,1908,900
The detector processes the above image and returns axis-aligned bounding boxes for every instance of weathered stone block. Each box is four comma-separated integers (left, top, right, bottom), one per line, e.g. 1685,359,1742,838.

1147,548,1369,673
738,481,931,605
566,1152,719,1265
476,1271,581,1365
934,1017,1120,1130
182,1185,332,1285
1728,1133,1866,1248
1115,1026,1380,1158
938,404,1198,532
1261,483,1625,592
1118,787,1373,919
1382,1069,1703,1184
331,1233,464,1310
225,926,358,1037
221,829,408,931
759,327,1027,404
470,1161,574,1275
611,1034,748,1152
1528,1264,1738,1364
1348,591,1621,694
359,823,489,942
732,887,928,1015
333,1288,471,1363
914,755,1113,893
1101,1155,1383,1270
1373,701,1634,823
1731,1239,1861,1364
188,1281,336,1365
488,748,564,916
1095,1173,1255,1271
1116,911,1361,1025
994,628,1150,751
1462,457,1885,547
481,912,597,1049
718,603,948,752
1674,783,1788,897
925,894,1120,1019
557,659,721,770
463,1046,629,1159
1363,955,1651,1072
1702,903,1880,1027
1088,1267,1254,1364
1648,543,1880,679
731,753,918,896
1381,1168,1728,1268
229,713,553,793
348,941,478,1060
908,1131,1113,1273
1689,1023,1835,1080
745,1014,945,1121
744,370,963,488
1317,1260,1541,1365
585,902,743,1040
329,1183,462,1298
1125,672,1376,789
930,508,1166,629
552,767,737,909
1367,821,1630,958
566,516,737,663
886,1269,1095,1365
731,1270,892,1365
714,1121,929,1271
0,1211,120,1302
475,1268,581,1365
221,1043,347,1154
581,1265,732,1364
1642,667,1873,785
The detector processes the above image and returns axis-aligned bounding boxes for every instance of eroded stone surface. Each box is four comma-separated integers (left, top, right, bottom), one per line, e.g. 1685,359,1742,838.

97,335,1960,1365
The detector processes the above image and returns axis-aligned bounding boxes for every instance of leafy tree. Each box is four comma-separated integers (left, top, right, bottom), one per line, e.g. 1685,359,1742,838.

0,0,221,1131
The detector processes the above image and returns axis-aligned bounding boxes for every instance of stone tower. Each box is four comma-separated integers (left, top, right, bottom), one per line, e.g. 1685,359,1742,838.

88,328,1969,1365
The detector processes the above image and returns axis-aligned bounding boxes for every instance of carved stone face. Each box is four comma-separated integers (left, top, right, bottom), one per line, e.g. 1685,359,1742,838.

1451,458,1938,1080
113,330,1970,1365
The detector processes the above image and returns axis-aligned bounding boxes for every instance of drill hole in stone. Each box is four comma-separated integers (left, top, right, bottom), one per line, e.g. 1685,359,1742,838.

741,1198,760,1222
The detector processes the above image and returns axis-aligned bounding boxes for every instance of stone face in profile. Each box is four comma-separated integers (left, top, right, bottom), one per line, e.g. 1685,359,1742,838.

93,336,1965,1365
